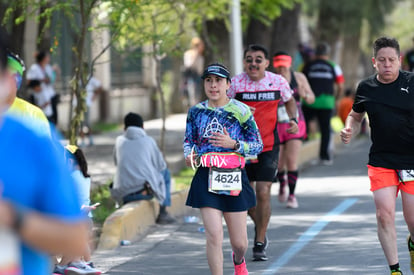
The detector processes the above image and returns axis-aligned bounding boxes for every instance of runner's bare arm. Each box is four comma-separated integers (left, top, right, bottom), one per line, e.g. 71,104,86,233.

295,72,315,104
284,97,299,134
341,110,365,144
0,201,88,256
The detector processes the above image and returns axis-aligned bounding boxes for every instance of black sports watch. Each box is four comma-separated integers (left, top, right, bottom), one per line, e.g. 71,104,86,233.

11,203,26,233
290,117,298,124
234,140,241,150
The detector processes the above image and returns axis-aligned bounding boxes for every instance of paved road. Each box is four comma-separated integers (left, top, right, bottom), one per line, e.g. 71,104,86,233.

92,136,411,274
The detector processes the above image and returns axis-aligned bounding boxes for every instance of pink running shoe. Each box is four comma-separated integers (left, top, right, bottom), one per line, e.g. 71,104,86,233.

278,183,288,203
286,195,298,209
233,253,248,275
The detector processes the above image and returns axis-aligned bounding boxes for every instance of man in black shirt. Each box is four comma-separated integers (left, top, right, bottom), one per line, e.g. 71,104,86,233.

302,42,344,165
341,37,414,275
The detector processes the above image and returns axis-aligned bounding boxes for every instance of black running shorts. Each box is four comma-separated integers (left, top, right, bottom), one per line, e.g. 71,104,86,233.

245,148,279,182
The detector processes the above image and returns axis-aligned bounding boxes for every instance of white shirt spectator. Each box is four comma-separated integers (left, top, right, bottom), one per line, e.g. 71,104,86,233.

85,76,101,107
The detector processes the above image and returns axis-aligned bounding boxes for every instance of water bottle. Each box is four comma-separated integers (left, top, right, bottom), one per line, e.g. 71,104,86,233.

120,240,131,246
184,216,199,223
198,226,205,233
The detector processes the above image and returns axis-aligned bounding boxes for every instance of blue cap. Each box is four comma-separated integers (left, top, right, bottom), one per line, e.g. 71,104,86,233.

201,63,231,82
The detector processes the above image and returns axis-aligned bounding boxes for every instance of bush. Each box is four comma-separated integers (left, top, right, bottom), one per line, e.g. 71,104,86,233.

90,181,117,226
173,167,195,190
91,122,121,134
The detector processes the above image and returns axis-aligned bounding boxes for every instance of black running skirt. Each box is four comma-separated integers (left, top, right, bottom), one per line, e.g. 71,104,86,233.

186,167,256,212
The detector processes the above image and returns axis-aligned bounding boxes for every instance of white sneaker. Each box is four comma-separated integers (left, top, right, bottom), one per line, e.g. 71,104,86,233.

286,195,299,209
321,159,333,166
52,265,67,275
65,261,101,275
310,159,320,166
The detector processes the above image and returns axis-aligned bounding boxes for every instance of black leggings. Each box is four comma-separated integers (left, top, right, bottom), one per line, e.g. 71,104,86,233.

302,106,333,161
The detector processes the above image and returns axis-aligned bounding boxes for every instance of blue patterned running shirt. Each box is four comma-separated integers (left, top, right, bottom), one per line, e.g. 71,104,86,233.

183,98,263,159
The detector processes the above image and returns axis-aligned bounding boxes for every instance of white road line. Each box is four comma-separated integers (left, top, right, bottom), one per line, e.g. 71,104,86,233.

262,198,358,275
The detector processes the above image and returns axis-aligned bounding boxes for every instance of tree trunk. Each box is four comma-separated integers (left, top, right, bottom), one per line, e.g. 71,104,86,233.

149,86,158,119
245,18,272,51
269,4,301,57
316,0,341,44
8,8,26,58
316,0,342,60
169,56,185,114
341,32,362,90
1,4,27,98
0,3,26,61
68,0,88,145
202,19,230,67
37,2,52,52
154,56,166,154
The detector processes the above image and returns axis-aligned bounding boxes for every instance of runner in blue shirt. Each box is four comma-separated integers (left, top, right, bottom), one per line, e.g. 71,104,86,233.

0,28,87,275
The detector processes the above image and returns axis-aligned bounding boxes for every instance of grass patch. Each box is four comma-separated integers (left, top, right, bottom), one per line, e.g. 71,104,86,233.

173,167,195,191
92,122,121,133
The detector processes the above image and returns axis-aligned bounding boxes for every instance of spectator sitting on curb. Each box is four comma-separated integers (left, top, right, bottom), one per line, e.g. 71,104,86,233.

110,112,175,224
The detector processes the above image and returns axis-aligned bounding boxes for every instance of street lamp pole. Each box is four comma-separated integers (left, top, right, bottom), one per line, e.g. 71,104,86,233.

229,0,243,76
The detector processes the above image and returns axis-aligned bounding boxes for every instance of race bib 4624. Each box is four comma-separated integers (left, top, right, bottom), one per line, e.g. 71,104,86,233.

208,167,242,196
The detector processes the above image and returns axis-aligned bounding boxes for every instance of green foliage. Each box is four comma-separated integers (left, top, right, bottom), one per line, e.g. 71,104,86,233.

91,122,121,133
182,0,302,36
362,0,399,38
1,0,29,26
108,0,303,59
302,0,401,53
242,0,299,26
109,0,188,57
382,0,414,51
174,167,195,190
184,0,231,32
90,181,117,225
3,0,82,38
315,0,399,39
2,0,109,145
